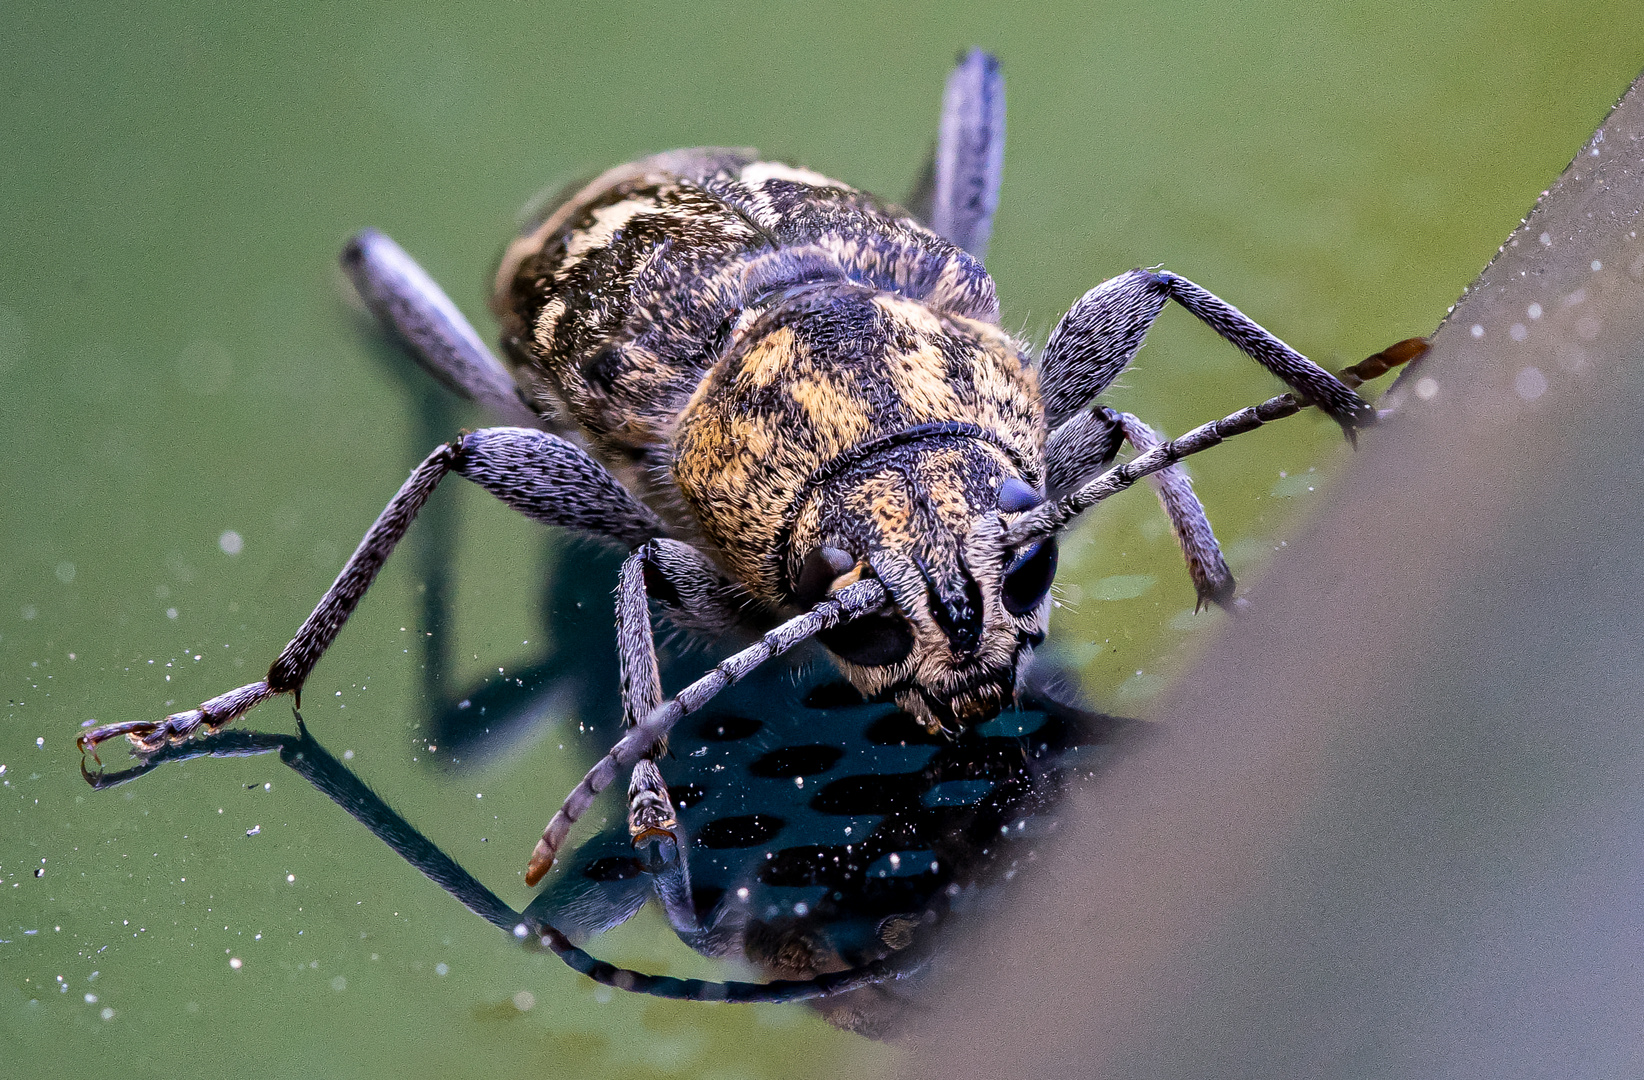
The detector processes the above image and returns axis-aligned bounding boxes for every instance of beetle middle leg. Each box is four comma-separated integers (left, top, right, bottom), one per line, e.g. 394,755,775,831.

524,576,889,884
79,427,665,756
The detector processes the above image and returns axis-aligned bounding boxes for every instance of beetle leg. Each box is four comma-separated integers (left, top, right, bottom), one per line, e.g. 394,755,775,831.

906,49,1006,262
342,229,545,428
79,429,664,757
1039,268,1373,434
525,577,889,886
1112,410,1235,610
1045,403,1235,608
615,550,677,844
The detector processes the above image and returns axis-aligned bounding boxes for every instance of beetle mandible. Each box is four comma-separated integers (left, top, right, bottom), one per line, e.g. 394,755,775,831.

80,50,1419,895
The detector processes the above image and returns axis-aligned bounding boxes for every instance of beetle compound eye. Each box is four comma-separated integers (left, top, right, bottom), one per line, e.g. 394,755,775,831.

818,613,915,667
1001,538,1058,615
997,477,1042,513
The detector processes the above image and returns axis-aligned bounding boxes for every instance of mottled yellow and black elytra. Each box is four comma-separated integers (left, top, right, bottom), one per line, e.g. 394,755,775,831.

493,148,1046,734
81,50,1419,1002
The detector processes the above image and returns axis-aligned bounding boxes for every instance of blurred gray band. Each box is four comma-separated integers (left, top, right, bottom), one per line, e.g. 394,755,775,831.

904,71,1644,1079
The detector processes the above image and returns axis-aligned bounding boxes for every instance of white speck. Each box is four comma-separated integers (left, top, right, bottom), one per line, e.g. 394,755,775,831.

1527,303,1543,320
286,874,295,883
1539,232,1552,247
513,923,529,939
263,782,270,791
1591,260,1603,272
1414,378,1439,401
513,990,536,1011
475,792,482,799
35,738,43,748
246,825,260,836
793,776,804,788
55,562,76,584
343,750,353,760
736,887,750,900
793,902,809,916
888,853,901,869
427,745,437,753
1470,324,1485,339
229,957,242,969
166,608,178,620
435,962,449,976
843,826,852,835
1509,323,1528,341
84,993,97,1003
1515,367,1548,401
218,531,243,556
100,1007,114,1020
330,975,346,991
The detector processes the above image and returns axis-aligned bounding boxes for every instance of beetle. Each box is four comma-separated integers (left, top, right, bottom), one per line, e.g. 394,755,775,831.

79,49,1421,991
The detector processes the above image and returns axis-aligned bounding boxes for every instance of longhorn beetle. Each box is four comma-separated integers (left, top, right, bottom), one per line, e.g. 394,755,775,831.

80,50,1423,998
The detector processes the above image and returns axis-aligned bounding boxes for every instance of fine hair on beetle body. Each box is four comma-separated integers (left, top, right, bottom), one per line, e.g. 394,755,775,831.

79,49,1425,997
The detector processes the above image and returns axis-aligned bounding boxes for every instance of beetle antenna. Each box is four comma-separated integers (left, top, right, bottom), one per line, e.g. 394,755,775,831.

525,577,889,883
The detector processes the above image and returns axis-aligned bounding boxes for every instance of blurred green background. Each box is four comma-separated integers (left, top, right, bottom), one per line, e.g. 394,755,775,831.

2,2,1637,1077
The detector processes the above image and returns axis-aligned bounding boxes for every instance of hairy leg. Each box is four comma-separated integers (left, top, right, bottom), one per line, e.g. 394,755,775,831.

80,428,663,756
1038,268,1372,433
905,48,1006,262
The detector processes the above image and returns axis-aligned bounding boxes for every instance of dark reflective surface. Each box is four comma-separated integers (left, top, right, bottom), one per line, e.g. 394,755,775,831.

89,625,1123,1037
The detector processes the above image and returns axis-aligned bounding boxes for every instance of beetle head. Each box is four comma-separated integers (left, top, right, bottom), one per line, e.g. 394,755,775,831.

789,442,1054,734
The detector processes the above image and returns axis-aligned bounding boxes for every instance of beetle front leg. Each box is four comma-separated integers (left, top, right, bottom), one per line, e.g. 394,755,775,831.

612,545,752,856
525,577,889,885
1045,404,1235,610
80,428,664,758
613,549,677,848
